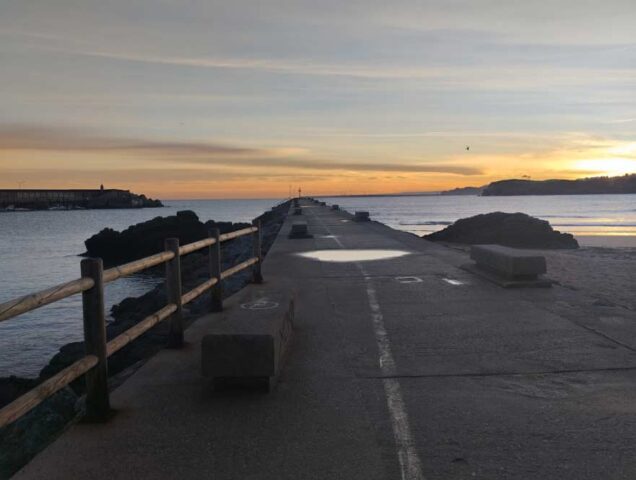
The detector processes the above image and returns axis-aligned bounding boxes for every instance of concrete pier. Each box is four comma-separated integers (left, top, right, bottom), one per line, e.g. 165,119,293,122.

15,199,636,480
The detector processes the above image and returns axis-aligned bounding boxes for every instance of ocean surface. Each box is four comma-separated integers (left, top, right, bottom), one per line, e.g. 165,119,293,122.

1,194,635,377
323,194,636,237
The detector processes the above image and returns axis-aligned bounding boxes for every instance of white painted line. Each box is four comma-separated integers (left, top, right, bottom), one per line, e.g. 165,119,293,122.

362,268,425,480
311,207,425,480
442,278,465,286
384,378,425,480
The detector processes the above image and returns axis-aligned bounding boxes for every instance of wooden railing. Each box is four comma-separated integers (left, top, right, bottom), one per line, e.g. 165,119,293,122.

0,220,263,427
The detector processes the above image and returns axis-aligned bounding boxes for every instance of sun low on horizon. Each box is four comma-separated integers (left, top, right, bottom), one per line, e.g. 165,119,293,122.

1,1,634,200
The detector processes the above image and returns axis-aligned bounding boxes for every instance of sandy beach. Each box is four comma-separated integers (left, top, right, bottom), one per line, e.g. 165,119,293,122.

577,235,636,249
439,235,636,312
540,237,636,312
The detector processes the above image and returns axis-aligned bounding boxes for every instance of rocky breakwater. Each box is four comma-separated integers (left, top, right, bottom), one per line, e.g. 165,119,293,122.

0,201,290,478
424,212,579,249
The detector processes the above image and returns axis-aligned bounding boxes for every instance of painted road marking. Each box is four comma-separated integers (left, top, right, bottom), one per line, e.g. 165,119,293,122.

240,299,279,310
396,276,423,284
311,207,425,480
361,267,425,480
442,278,465,286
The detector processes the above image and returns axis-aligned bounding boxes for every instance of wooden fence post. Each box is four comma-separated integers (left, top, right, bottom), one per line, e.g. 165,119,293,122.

80,258,110,421
165,238,184,348
209,229,223,312
252,219,263,283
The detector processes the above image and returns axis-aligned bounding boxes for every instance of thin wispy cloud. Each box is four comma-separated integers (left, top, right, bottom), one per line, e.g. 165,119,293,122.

0,1,633,196
0,126,259,155
605,118,635,124
0,125,482,176
33,46,636,90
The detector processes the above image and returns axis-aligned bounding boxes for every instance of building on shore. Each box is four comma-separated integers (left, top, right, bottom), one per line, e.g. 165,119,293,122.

0,188,163,210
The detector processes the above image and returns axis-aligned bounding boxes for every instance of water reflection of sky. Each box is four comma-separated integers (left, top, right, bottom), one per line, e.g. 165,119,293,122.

297,249,411,262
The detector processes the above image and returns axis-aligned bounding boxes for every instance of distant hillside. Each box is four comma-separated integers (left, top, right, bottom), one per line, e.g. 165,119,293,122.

439,186,484,196
482,174,636,196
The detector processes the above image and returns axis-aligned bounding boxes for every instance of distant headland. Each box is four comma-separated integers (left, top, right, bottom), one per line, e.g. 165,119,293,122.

481,173,636,196
0,186,163,211
316,174,636,199
439,186,485,196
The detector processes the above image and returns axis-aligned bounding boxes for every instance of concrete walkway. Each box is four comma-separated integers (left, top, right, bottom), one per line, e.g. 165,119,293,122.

16,201,636,479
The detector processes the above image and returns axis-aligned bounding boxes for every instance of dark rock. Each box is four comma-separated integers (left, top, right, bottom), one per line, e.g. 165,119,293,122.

424,212,579,249
137,194,163,208
0,385,79,479
84,210,206,263
84,210,252,264
0,377,38,409
38,343,86,392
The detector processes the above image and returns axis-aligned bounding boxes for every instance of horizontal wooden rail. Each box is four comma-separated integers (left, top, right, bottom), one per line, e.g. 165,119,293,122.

0,355,98,428
106,304,177,357
182,277,218,305
219,226,257,242
0,228,257,323
0,220,267,429
178,237,216,256
220,257,259,280
0,277,95,323
103,251,175,283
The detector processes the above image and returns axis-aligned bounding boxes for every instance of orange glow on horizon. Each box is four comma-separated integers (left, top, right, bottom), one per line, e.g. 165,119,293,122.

1,137,634,199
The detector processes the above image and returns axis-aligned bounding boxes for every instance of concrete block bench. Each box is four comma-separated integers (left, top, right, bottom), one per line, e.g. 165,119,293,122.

331,204,340,210
201,285,294,391
463,244,552,288
354,211,370,222
288,220,312,239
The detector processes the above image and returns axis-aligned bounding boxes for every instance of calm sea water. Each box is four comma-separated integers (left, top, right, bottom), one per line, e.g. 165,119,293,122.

322,194,636,237
0,199,280,377
1,194,634,377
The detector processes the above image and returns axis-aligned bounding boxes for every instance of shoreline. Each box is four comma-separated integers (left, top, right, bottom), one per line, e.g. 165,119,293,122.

0,206,164,213
576,235,636,248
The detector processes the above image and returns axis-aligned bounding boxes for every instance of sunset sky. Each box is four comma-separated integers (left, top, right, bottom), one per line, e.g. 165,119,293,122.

1,1,635,199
